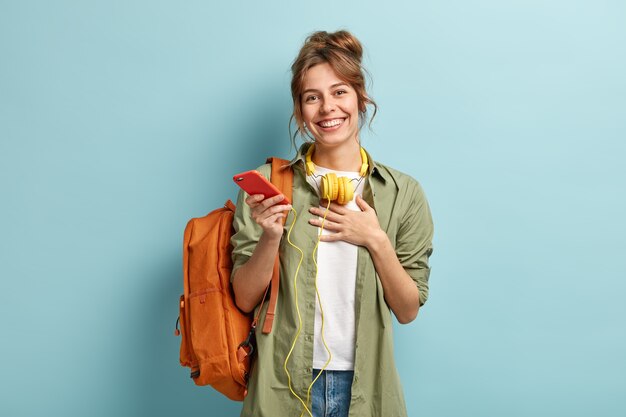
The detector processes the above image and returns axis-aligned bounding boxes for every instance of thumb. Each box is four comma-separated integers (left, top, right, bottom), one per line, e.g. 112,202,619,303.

355,195,371,211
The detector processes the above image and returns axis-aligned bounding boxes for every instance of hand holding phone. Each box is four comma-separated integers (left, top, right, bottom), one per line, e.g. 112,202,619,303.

233,170,291,205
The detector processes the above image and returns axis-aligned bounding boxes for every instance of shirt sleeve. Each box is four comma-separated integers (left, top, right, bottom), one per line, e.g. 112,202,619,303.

395,180,434,306
229,164,271,282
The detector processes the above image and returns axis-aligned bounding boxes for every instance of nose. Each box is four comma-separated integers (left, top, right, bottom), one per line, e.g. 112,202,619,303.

319,96,337,114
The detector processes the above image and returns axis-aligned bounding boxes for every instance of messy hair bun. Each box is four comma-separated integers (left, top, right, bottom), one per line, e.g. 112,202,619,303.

305,30,364,63
290,30,377,143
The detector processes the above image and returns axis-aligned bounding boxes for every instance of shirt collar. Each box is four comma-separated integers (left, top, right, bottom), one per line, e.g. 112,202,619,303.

287,142,388,183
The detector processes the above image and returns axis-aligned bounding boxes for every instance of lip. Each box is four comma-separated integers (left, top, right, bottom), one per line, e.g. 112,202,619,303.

315,117,347,131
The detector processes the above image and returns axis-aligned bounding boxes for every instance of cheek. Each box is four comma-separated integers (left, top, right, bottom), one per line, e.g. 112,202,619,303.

348,97,360,115
301,106,315,123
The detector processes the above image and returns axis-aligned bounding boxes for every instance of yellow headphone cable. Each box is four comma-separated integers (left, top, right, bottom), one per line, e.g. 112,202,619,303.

282,199,334,417
279,145,369,415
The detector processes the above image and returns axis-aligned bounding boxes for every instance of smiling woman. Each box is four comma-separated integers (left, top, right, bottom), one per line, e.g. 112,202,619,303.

230,30,434,417
290,31,377,148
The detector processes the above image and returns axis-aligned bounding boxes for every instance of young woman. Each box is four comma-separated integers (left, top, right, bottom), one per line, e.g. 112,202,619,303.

231,30,434,417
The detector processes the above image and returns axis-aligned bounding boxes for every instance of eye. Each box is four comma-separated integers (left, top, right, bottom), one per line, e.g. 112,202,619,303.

305,95,318,102
335,89,347,96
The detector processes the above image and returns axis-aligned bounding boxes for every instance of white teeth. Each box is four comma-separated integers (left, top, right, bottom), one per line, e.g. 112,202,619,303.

319,119,343,128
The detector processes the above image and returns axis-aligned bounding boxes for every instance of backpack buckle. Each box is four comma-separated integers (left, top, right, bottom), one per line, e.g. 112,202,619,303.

237,327,256,361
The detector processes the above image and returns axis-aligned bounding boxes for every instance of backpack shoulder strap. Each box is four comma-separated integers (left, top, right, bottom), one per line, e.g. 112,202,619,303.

267,157,293,204
261,157,293,334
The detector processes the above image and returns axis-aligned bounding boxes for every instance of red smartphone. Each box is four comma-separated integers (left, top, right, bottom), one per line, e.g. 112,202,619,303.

233,170,291,205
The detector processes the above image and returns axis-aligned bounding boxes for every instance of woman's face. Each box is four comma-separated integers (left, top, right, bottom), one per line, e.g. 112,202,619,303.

300,62,360,149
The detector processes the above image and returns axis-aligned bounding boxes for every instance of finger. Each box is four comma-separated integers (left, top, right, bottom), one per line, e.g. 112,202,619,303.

259,194,288,210
264,212,285,225
318,233,342,242
245,194,265,206
256,203,290,223
309,217,340,231
267,203,292,215
319,199,341,212
328,202,349,215
316,211,342,224
309,206,342,223
355,195,371,211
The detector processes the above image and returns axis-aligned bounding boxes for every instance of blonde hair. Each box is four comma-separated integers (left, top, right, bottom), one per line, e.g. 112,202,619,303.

289,30,378,146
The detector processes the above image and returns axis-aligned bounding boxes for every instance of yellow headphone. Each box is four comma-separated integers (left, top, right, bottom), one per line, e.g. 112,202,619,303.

305,144,369,205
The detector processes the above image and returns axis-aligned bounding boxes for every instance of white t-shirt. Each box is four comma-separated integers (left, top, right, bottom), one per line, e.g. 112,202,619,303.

306,163,365,370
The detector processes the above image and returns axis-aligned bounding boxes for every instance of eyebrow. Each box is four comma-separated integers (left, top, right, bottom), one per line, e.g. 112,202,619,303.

302,82,349,95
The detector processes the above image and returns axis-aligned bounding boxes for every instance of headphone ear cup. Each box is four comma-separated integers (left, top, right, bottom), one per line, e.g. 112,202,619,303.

341,177,354,205
337,176,345,205
321,174,337,201
320,174,354,205
322,172,338,201
327,173,338,202
321,175,329,200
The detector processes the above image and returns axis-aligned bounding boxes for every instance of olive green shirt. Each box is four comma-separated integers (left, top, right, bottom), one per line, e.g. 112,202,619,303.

231,143,434,417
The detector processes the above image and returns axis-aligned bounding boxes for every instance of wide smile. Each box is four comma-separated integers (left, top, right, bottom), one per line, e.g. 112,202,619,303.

315,117,346,132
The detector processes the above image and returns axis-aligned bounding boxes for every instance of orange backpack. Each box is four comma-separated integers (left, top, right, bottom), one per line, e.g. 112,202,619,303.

175,158,293,401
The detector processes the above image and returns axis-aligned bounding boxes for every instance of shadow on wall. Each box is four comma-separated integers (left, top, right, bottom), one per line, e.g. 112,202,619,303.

131,82,290,416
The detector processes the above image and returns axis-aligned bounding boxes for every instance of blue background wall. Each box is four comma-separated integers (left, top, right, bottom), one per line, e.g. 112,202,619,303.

1,1,624,416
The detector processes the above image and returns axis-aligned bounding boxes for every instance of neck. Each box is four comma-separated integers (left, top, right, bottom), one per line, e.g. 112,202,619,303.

310,141,363,172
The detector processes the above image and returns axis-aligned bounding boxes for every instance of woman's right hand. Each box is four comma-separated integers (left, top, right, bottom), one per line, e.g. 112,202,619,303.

245,194,292,240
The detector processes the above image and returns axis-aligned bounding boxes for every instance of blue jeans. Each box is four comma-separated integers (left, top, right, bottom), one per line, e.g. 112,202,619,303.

311,369,354,417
